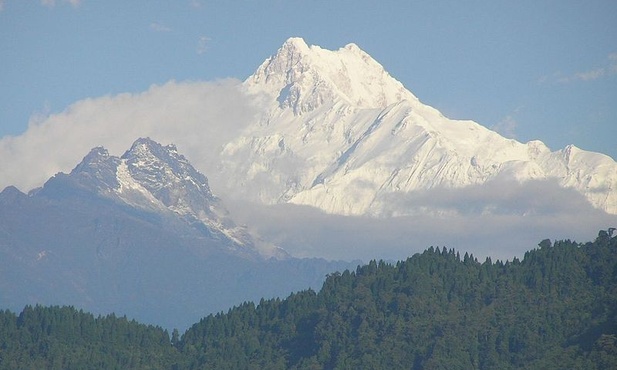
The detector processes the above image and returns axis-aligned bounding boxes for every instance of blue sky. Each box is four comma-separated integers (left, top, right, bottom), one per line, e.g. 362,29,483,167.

1,0,616,160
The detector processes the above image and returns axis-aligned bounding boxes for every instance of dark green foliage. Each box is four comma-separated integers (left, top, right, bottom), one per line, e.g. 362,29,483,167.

0,305,179,369
1,230,616,369
179,230,617,369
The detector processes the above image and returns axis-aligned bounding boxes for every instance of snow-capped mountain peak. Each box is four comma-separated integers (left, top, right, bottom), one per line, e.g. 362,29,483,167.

245,37,417,115
219,39,617,216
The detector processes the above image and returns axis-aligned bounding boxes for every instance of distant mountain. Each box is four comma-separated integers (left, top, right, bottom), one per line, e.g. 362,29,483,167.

0,138,355,330
217,37,617,216
42,137,282,259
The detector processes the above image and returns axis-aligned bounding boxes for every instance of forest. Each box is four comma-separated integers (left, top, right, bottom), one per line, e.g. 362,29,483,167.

1,230,616,369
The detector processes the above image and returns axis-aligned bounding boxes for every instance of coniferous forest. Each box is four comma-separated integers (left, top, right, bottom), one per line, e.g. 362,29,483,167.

1,230,616,369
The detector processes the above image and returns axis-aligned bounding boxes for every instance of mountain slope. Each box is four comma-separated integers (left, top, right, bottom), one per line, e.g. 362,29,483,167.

52,137,275,258
217,37,617,216
0,138,355,330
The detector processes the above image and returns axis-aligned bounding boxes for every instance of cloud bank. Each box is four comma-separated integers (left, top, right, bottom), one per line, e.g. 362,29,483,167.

226,180,617,263
0,79,255,193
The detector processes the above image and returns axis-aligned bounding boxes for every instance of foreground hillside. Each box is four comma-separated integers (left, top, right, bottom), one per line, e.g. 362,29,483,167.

1,230,616,369
179,230,617,369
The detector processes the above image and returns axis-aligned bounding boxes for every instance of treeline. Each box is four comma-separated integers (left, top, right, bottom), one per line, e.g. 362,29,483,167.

1,230,616,369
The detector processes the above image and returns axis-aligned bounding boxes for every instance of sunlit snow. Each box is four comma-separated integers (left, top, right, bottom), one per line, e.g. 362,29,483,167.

217,37,617,216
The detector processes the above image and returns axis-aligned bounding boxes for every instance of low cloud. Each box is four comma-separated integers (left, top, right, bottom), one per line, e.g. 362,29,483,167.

226,180,617,263
0,79,256,193
380,178,595,216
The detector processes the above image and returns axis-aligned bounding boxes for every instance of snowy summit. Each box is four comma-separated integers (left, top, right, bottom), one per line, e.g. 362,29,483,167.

218,37,617,216
245,37,417,114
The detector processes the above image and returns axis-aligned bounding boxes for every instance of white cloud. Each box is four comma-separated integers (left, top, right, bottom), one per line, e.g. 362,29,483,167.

491,115,518,139
197,36,211,55
571,68,605,82
609,53,617,73
150,22,172,32
226,180,617,262
554,52,617,83
190,0,202,9
40,0,81,8
0,79,256,193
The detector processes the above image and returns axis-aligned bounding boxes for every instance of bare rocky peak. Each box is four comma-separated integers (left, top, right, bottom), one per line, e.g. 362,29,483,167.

121,137,215,214
45,137,284,259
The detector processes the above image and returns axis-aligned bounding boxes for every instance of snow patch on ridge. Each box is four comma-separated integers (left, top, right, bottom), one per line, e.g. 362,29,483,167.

115,159,167,212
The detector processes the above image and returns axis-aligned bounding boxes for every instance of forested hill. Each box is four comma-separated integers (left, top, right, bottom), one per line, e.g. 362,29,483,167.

1,231,616,369
0,306,179,369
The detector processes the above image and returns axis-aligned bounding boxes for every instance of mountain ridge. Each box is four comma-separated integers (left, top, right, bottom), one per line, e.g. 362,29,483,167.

216,37,617,216
48,137,283,259
245,37,418,115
